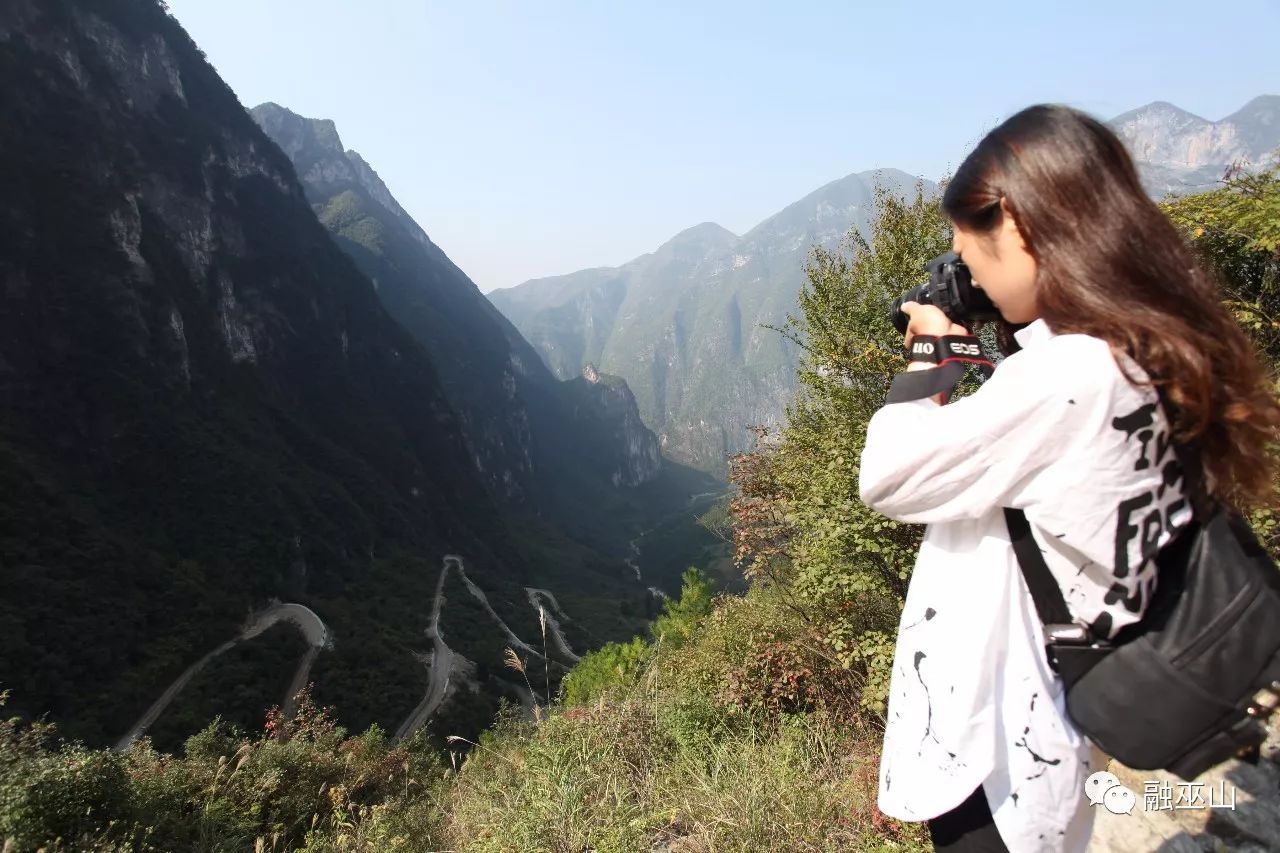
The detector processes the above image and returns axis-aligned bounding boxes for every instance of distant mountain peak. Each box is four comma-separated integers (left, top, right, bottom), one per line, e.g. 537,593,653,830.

1132,99,1202,116
251,104,428,244
1108,94,1280,193
656,221,738,252
1222,94,1280,145
1108,100,1209,131
744,168,924,246
250,102,345,159
1229,94,1280,115
853,166,918,183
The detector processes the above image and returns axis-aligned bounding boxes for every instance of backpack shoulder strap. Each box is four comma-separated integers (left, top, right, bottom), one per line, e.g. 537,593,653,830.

1007,389,1207,635
1153,386,1214,521
1004,507,1074,627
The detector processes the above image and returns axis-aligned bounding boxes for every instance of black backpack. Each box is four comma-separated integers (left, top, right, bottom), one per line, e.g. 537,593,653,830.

1006,434,1280,781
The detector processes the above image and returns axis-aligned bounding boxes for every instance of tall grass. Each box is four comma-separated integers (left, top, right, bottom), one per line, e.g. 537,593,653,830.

440,583,928,852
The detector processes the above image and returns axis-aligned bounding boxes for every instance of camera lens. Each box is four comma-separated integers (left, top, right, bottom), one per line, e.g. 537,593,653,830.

890,283,929,335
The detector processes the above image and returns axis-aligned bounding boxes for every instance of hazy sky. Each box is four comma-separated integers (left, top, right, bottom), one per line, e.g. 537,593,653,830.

166,0,1279,292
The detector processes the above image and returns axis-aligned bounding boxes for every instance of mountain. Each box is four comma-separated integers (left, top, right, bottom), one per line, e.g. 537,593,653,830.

488,169,926,475
489,96,1280,478
247,104,722,614
0,0,718,750
244,101,727,617
248,103,682,513
1109,95,1280,196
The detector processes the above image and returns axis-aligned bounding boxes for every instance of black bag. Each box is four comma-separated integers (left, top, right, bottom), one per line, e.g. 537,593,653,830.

1005,454,1280,780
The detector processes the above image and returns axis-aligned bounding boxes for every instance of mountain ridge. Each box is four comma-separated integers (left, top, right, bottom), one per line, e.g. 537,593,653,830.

488,98,1278,476
489,167,927,474
0,0,722,752
1108,93,1279,195
250,103,682,509
0,0,540,745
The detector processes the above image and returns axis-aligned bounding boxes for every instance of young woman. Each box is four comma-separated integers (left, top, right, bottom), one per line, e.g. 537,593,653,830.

858,104,1280,852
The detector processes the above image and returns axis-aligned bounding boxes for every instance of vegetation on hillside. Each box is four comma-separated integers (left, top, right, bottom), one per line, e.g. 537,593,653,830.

3,163,1277,850
0,575,926,852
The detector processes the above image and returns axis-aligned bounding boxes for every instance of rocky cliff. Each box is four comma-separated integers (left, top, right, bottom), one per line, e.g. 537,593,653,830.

570,364,662,487
1110,95,1280,197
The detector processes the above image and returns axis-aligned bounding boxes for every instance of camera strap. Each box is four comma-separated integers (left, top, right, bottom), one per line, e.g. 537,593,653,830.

886,361,968,403
886,335,994,404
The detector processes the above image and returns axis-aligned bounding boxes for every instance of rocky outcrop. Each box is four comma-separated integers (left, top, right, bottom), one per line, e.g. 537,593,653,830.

569,364,662,487
1110,95,1280,197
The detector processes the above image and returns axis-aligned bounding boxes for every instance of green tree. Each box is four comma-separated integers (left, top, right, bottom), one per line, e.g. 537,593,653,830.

649,567,715,649
559,566,716,706
731,178,953,715
1162,156,1280,551
558,637,651,706
1162,157,1280,363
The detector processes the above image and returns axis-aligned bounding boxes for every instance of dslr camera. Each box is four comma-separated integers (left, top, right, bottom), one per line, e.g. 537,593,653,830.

890,251,999,334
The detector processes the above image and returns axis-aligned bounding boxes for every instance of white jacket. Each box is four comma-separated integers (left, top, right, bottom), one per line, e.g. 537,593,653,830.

860,318,1193,853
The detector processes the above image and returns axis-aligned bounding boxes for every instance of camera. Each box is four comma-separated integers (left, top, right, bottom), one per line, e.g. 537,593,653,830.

890,251,1000,334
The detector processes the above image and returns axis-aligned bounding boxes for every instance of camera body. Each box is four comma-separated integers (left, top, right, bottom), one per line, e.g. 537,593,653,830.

890,251,1000,334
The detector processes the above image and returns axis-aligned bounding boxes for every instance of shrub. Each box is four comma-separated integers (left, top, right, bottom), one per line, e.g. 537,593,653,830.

0,689,449,852
559,636,652,706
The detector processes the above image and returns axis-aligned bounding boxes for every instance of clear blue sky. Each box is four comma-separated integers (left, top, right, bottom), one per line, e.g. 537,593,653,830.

167,0,1279,292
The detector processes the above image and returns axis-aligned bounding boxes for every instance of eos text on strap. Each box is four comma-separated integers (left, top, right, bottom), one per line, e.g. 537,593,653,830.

887,335,995,405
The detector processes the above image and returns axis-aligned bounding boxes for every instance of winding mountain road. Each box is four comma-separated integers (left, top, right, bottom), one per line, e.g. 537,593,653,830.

395,555,578,741
625,526,672,602
451,555,542,658
116,602,329,750
686,488,728,507
448,554,568,670
624,527,655,582
525,587,580,663
523,587,570,623
283,646,322,717
394,555,459,741
120,553,581,750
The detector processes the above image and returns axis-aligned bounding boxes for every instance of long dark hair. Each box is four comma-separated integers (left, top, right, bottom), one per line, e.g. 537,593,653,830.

942,104,1280,511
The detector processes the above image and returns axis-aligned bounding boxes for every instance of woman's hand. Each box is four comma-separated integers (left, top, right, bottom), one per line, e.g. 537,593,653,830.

900,304,972,402
900,302,970,350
